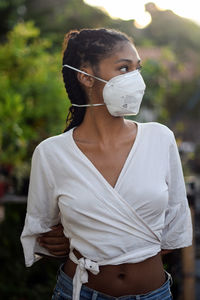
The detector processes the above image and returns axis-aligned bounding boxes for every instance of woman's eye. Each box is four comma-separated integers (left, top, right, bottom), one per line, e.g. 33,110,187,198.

119,66,128,72
137,65,143,72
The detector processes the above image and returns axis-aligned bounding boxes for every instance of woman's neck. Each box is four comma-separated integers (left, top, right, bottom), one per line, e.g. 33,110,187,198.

75,107,127,144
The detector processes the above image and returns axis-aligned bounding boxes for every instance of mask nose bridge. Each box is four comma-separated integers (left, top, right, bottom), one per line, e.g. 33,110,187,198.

62,64,107,84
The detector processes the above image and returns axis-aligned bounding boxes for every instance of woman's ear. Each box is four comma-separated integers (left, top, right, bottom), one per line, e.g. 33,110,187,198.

77,68,94,88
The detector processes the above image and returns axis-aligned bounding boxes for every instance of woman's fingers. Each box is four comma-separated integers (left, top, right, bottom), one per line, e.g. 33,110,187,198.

38,236,69,246
37,223,70,256
40,225,65,238
40,239,69,250
38,237,69,256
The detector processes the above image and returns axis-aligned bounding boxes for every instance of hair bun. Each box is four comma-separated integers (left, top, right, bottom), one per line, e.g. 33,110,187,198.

68,30,79,39
65,30,79,42
62,30,79,52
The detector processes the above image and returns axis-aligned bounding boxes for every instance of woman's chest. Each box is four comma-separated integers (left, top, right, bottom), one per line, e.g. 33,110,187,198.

55,147,169,220
74,139,135,189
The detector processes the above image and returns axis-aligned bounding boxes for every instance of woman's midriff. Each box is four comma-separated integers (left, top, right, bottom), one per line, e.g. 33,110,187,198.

63,250,166,297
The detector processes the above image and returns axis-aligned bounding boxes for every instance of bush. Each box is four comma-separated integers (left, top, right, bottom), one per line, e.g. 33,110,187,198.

0,22,69,185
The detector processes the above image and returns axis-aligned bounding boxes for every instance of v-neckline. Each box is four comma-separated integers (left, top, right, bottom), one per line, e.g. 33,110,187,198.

70,122,141,190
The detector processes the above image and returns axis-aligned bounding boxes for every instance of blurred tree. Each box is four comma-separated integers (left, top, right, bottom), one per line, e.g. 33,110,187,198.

25,0,110,45
0,22,68,183
0,0,112,49
144,2,200,56
134,44,200,142
0,0,26,42
1,1,200,59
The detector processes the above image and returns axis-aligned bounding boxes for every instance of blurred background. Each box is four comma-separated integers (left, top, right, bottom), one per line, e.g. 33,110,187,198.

0,0,199,299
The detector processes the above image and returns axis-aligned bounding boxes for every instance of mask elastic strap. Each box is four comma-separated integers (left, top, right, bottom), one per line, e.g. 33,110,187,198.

71,103,105,107
62,64,107,84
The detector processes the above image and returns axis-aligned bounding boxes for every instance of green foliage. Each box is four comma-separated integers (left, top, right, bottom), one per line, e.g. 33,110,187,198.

0,22,69,171
142,59,168,108
139,44,200,126
0,0,26,41
140,49,175,123
23,0,111,49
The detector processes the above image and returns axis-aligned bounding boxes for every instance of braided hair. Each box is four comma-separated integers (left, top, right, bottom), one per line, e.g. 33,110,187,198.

62,28,132,132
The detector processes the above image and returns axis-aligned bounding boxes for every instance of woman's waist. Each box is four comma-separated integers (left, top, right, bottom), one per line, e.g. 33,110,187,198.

63,250,165,297
69,239,161,264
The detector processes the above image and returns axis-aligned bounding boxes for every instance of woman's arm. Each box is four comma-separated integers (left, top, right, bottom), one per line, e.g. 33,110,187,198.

37,223,70,256
161,131,192,250
20,145,62,266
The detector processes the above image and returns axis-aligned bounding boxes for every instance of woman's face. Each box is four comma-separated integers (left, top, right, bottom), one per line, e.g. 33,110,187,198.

97,41,141,80
90,41,142,103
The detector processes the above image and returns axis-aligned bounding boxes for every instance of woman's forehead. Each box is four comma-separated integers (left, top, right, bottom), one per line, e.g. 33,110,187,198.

102,42,140,64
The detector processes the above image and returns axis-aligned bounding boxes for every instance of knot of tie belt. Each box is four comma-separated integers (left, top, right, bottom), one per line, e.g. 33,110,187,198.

72,256,100,300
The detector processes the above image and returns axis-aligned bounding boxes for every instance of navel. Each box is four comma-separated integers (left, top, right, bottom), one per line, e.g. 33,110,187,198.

118,272,126,280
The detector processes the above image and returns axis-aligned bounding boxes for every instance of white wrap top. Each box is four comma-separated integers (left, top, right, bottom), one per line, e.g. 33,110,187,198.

20,122,192,300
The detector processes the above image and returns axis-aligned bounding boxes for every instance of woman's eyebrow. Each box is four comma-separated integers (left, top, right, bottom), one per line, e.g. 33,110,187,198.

114,58,132,64
114,58,141,64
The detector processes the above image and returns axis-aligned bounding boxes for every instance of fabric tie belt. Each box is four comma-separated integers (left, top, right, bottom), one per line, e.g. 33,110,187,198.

70,251,100,300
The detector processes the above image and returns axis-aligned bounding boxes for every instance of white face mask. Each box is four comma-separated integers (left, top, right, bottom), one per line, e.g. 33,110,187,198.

63,64,146,117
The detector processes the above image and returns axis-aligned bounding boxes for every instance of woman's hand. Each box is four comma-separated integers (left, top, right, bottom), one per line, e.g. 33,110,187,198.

37,223,70,256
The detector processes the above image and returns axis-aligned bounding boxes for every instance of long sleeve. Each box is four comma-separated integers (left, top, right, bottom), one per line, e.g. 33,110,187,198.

20,145,60,267
161,132,193,249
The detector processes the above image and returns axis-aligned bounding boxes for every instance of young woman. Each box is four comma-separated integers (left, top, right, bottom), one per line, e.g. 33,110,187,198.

21,28,192,300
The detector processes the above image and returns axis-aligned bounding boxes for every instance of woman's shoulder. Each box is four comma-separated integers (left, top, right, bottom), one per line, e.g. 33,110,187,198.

34,129,73,154
137,121,174,138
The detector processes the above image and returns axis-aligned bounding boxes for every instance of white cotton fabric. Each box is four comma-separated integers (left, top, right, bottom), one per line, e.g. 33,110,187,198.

20,121,192,300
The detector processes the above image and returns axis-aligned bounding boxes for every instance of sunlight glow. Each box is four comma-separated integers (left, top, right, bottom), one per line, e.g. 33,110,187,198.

84,0,200,28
